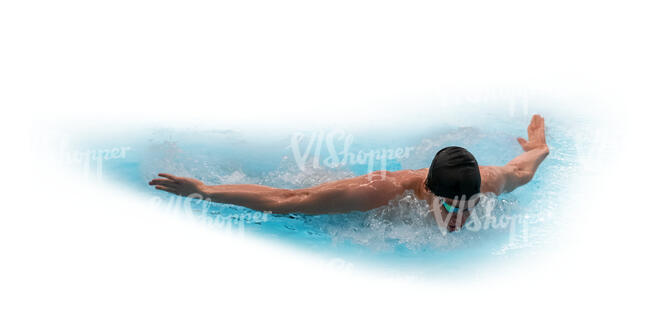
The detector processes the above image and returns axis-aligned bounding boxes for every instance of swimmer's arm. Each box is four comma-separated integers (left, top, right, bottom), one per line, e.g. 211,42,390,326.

482,114,550,195
483,147,549,195
149,171,406,214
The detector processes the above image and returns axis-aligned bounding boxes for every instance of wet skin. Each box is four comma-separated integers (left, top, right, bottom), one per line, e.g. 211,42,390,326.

150,115,549,232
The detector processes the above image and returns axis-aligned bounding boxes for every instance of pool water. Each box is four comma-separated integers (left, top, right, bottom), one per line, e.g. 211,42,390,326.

64,108,603,275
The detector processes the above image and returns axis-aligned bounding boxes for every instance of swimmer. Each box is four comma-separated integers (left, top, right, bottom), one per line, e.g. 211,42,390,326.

149,114,549,232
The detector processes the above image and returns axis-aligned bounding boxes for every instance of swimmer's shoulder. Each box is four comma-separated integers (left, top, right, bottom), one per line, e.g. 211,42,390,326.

391,168,427,181
390,168,428,193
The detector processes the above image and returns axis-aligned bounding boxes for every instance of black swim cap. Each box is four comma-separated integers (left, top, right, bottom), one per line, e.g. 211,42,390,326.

425,146,481,199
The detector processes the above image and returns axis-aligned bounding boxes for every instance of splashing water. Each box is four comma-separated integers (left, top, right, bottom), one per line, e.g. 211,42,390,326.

60,109,603,273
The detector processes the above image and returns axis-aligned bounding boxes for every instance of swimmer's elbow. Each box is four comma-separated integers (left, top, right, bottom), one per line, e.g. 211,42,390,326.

510,169,534,191
273,187,376,215
266,190,308,214
516,169,534,186
502,165,533,193
270,189,336,214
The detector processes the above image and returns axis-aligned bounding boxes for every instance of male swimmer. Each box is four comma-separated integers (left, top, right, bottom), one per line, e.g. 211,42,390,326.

149,114,549,232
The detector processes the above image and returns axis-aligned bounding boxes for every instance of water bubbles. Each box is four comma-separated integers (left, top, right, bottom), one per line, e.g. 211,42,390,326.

130,112,589,259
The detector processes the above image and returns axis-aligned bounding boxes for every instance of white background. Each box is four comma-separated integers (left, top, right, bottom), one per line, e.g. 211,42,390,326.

1,0,649,331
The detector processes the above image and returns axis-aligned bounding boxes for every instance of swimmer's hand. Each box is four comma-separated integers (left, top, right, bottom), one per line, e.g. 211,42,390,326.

484,114,550,195
149,173,206,197
516,114,548,152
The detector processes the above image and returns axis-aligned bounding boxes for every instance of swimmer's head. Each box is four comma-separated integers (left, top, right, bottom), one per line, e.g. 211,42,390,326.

425,146,481,198
425,146,481,231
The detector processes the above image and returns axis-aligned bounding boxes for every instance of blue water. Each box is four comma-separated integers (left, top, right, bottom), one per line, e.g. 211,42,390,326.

65,108,592,275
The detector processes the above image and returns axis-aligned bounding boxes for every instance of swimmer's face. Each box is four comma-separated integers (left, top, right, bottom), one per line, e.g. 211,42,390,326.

435,196,480,232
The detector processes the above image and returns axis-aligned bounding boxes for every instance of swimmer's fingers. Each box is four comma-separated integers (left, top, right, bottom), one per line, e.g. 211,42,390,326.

528,114,541,133
158,173,180,182
149,178,179,187
154,185,178,194
517,115,544,146
516,137,528,146
516,136,534,152
529,114,546,142
519,114,546,150
529,115,545,132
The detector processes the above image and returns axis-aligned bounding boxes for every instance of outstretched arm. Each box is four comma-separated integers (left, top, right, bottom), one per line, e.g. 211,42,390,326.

481,114,550,195
149,171,408,214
